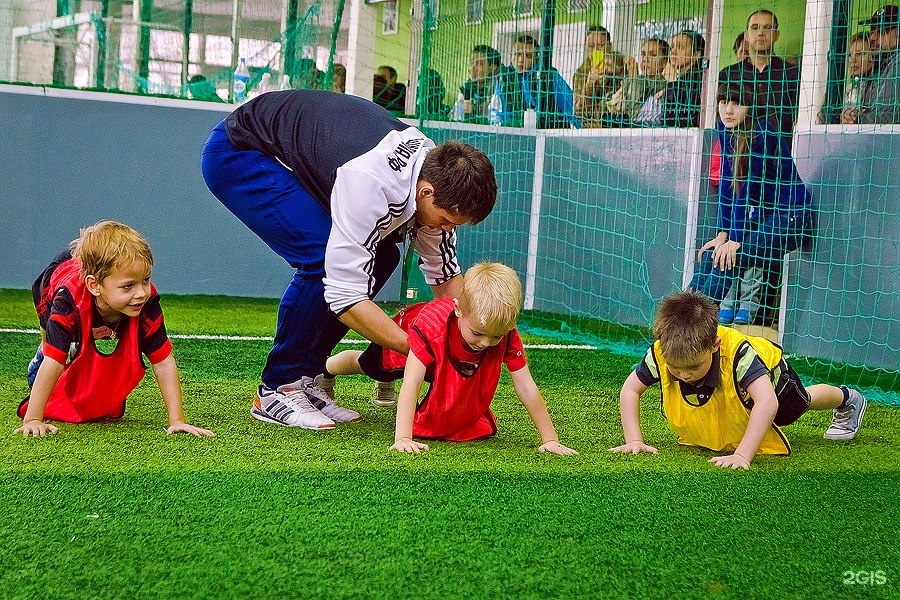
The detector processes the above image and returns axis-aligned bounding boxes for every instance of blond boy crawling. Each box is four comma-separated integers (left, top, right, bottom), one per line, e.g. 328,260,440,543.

319,262,576,455
612,291,865,469
14,221,213,438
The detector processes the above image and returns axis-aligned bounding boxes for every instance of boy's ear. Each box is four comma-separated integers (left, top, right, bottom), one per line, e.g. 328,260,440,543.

453,297,461,317
712,336,722,352
84,275,102,297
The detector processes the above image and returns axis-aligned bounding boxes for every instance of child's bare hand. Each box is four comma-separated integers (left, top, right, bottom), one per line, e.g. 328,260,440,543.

610,441,658,455
390,438,429,453
709,453,751,470
13,420,58,438
166,421,215,437
538,440,578,455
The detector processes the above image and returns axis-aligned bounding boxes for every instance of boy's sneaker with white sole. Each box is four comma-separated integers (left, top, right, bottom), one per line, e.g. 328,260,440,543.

371,380,397,407
303,376,362,423
252,382,335,430
823,388,867,440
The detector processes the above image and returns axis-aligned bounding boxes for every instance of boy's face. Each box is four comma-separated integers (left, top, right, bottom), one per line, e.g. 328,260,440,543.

664,344,718,385
513,42,537,73
454,301,510,352
87,259,152,319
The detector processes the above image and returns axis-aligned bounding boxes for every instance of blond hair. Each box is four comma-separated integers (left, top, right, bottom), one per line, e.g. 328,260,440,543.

458,262,522,332
70,220,153,282
653,291,718,362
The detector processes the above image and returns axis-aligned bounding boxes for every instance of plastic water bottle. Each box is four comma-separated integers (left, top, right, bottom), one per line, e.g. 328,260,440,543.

258,72,272,95
452,92,466,121
523,107,537,130
279,74,291,91
488,81,503,126
844,76,861,111
233,58,250,103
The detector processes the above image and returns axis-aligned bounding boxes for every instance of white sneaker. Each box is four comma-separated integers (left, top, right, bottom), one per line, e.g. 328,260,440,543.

371,380,397,407
824,389,867,440
251,382,335,430
313,374,335,401
301,376,362,423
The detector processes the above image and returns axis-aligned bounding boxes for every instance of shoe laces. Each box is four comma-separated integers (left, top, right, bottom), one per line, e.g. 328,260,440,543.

300,376,334,409
831,404,854,430
274,382,320,414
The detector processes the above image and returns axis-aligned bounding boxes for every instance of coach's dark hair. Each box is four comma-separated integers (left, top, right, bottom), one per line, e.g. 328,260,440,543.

419,141,497,224
653,291,719,362
473,44,502,68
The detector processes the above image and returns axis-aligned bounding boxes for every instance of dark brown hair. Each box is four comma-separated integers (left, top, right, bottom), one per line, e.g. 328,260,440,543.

715,81,759,183
419,141,497,224
653,291,719,362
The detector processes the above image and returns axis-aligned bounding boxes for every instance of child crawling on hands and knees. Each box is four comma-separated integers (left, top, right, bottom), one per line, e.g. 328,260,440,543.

612,291,865,469
322,262,576,455
14,220,213,438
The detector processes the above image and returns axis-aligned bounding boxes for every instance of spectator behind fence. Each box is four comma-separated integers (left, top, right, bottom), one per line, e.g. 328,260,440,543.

187,75,225,102
833,33,876,123
658,30,705,127
373,65,407,113
460,45,517,121
844,5,900,124
511,34,580,128
690,82,812,311
574,51,628,128
718,10,800,142
715,31,764,326
295,58,324,90
419,67,448,119
606,37,669,125
332,63,346,93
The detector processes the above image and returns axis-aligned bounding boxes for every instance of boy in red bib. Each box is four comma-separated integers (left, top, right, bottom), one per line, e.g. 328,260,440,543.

322,262,576,454
612,291,866,469
14,221,214,438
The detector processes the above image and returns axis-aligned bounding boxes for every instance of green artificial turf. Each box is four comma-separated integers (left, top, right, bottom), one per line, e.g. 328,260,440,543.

1,290,898,599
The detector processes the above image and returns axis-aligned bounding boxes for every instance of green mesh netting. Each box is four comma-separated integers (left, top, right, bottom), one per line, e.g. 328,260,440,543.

4,0,898,403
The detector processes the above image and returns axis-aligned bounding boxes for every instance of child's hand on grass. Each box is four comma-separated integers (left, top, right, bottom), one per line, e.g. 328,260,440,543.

610,441,658,455
390,438,429,453
709,453,751,470
13,420,58,438
166,421,215,437
538,440,578,455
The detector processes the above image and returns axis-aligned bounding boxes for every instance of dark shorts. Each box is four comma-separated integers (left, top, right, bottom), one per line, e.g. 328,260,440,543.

357,343,405,383
773,360,811,426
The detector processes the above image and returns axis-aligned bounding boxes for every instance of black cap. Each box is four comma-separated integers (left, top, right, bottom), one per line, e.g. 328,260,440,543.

860,5,900,30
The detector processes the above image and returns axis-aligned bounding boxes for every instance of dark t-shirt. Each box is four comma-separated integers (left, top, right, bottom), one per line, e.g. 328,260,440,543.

223,90,410,208
718,57,800,137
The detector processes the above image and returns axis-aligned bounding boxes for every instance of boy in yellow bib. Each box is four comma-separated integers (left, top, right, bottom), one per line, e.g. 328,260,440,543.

612,291,867,469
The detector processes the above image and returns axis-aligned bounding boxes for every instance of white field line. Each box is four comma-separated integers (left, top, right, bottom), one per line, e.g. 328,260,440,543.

0,328,598,351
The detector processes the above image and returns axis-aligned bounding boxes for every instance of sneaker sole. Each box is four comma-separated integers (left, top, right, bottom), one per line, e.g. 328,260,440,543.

250,407,336,430
823,398,867,440
371,399,397,408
